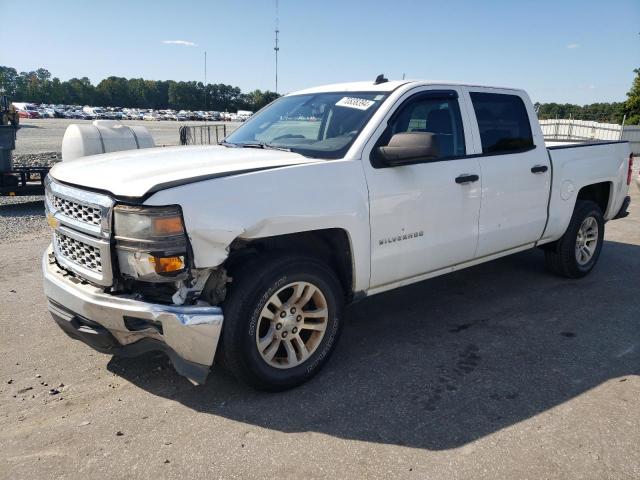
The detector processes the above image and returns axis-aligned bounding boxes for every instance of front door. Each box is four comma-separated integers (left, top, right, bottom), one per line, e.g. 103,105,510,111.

363,89,482,289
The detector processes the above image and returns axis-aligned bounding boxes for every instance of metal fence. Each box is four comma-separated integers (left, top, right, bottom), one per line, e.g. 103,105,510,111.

621,127,640,155
539,119,640,155
179,124,228,146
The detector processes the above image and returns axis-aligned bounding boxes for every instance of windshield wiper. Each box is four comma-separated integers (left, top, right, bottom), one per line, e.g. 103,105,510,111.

235,142,291,152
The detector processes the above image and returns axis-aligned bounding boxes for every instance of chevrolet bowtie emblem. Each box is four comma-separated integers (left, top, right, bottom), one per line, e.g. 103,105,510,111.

46,213,60,229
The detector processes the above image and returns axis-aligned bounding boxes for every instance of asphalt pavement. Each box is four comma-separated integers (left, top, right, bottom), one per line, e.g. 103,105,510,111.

0,178,638,479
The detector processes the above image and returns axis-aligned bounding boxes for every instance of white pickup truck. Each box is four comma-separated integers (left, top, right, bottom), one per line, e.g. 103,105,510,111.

43,79,633,390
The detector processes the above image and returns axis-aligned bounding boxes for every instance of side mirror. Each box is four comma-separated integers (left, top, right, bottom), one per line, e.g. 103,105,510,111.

377,132,440,166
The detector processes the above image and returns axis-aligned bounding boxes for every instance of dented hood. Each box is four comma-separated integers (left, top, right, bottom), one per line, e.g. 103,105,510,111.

49,145,319,198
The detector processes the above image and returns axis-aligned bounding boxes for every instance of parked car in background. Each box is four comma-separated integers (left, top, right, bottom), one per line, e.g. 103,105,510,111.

13,102,40,119
237,110,253,121
10,102,253,123
83,106,104,118
39,108,55,118
106,111,123,120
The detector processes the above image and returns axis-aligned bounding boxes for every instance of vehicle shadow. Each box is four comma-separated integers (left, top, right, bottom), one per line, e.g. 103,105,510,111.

108,240,639,451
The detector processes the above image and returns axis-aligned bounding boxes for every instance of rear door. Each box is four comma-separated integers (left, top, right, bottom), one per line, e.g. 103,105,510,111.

464,89,550,257
362,88,482,289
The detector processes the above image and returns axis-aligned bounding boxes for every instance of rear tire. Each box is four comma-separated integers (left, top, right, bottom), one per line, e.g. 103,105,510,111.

544,200,604,278
221,253,344,391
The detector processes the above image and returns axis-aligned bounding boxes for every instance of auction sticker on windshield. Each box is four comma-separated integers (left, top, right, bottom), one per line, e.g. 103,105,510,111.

335,97,376,110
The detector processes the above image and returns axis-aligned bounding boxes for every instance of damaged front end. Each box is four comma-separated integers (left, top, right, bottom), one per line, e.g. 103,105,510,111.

112,203,228,306
43,178,228,384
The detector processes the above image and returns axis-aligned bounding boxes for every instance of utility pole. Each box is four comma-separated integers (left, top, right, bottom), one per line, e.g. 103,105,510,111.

274,0,279,94
204,51,207,115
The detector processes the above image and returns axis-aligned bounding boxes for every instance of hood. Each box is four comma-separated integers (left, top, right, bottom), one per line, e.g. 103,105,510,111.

49,145,319,198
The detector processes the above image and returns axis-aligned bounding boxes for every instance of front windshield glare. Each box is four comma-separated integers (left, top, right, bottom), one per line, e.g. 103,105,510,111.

224,92,388,159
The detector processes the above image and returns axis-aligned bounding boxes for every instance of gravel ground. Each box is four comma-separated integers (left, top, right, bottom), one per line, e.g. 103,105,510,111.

0,196,47,241
13,152,61,168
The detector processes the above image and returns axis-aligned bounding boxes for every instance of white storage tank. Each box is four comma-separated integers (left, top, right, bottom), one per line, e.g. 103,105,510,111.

62,120,155,161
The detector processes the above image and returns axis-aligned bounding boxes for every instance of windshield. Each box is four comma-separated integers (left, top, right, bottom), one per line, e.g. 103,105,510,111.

224,91,388,159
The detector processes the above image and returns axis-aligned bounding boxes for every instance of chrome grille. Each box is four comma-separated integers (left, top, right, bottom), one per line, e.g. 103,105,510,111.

54,232,103,274
52,195,101,226
46,177,114,286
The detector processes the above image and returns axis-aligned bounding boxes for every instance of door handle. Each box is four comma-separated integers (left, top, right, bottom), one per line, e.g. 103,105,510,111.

455,174,479,184
531,165,548,174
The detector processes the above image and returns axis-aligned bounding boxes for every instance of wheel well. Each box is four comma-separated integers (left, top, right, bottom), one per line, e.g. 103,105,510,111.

577,182,611,215
225,229,354,299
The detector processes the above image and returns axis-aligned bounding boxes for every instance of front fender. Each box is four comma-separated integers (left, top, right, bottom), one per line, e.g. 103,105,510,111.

145,159,372,292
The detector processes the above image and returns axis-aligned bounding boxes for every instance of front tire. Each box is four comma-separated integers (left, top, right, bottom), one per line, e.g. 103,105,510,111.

221,254,344,391
544,200,605,278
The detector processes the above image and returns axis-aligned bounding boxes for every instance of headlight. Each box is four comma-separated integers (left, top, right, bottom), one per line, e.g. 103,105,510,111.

114,205,185,239
114,205,189,282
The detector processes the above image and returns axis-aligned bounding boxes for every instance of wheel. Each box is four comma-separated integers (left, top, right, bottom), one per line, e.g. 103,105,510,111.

221,253,344,391
544,200,605,278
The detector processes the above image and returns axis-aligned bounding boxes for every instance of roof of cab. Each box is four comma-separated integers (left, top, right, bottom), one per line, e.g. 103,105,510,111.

288,80,524,96
290,80,409,95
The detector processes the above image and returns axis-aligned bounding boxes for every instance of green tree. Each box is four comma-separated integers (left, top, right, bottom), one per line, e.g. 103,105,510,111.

168,81,208,110
0,66,19,97
206,83,243,111
240,89,280,111
96,76,131,107
0,64,277,110
537,101,625,123
624,67,640,125
16,69,52,103
50,78,65,104
152,80,171,109
63,77,95,105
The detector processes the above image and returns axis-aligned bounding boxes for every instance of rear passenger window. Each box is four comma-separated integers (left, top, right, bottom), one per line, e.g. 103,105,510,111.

470,93,534,154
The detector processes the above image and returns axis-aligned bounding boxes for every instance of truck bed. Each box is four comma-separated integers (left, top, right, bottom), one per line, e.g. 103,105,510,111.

540,139,631,244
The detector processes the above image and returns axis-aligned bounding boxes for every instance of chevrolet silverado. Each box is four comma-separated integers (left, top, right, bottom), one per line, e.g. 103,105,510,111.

43,79,633,390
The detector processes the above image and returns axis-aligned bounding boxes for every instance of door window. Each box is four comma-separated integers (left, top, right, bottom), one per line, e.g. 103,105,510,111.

378,95,466,160
470,92,534,154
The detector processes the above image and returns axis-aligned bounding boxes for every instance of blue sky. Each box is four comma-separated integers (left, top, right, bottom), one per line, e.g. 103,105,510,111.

1,0,638,104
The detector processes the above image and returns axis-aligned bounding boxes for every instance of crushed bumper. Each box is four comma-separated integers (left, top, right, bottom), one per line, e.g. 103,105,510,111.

42,246,223,384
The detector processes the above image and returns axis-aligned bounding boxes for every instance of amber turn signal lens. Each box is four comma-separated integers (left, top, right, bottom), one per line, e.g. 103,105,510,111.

149,256,185,273
152,216,184,235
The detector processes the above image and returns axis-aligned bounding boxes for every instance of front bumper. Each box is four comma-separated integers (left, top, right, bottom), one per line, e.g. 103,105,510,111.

42,246,224,384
